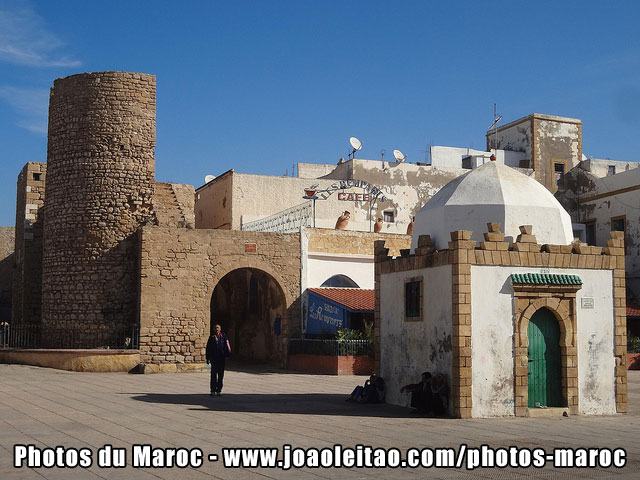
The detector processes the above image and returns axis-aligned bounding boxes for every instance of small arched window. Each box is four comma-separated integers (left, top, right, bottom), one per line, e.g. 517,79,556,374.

320,275,359,288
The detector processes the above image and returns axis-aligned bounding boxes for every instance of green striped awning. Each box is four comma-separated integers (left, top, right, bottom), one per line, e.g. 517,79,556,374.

510,273,582,286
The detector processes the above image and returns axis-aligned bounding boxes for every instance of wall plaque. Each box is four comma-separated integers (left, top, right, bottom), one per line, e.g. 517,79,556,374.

581,297,594,309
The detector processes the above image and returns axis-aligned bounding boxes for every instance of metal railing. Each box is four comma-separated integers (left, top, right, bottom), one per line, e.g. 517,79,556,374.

0,323,8,349
288,338,373,357
0,323,139,350
242,201,312,233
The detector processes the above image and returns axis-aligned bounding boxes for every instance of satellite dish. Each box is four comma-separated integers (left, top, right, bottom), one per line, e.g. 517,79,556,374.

204,174,216,184
393,149,406,163
349,137,362,151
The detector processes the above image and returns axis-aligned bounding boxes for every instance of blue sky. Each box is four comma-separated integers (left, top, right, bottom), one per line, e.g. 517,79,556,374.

1,0,639,226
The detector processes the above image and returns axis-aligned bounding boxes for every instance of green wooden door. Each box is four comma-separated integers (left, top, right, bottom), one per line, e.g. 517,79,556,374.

527,308,562,407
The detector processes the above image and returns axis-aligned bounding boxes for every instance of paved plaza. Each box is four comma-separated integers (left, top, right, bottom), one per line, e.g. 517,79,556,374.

0,363,639,479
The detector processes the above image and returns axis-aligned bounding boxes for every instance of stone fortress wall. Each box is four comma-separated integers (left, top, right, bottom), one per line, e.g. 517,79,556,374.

13,163,46,326
41,72,157,346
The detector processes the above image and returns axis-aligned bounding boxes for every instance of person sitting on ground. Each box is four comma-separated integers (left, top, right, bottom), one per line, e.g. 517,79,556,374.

400,371,432,414
346,374,385,403
430,374,448,416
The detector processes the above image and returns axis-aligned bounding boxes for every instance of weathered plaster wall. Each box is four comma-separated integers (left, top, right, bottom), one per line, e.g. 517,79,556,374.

534,117,582,192
470,265,616,417
195,159,468,234
139,227,301,365
195,171,233,229
379,265,452,409
469,265,516,417
580,158,639,178
488,114,582,192
430,146,527,168
558,167,640,301
296,162,337,179
488,117,532,159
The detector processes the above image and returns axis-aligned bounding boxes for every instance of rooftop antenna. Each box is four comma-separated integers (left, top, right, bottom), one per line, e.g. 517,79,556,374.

349,136,362,160
393,149,406,163
380,149,386,161
487,103,502,159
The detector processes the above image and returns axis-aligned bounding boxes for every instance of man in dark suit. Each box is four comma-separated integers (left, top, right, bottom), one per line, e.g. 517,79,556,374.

206,324,231,396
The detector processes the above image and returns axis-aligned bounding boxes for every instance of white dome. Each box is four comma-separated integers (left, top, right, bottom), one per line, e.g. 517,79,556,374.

411,161,574,251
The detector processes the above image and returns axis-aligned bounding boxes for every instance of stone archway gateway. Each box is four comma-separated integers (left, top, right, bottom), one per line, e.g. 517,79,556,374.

210,268,286,363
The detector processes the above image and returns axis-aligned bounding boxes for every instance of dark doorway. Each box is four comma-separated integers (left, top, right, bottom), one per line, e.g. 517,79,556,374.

527,308,562,408
211,268,286,363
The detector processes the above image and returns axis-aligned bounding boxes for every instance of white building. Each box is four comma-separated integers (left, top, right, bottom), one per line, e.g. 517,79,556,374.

376,159,626,418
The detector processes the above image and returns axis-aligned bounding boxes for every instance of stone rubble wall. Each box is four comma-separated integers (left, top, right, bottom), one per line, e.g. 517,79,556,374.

153,182,195,228
139,227,301,365
41,72,156,346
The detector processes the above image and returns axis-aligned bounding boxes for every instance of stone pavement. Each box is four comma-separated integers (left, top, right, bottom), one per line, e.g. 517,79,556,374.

0,363,638,479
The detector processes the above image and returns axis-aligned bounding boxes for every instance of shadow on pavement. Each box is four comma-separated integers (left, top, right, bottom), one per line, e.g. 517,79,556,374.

130,392,424,418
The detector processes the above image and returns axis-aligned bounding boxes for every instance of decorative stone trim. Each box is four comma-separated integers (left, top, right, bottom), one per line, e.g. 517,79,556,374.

448,230,475,419
513,288,580,416
609,231,627,413
373,240,390,374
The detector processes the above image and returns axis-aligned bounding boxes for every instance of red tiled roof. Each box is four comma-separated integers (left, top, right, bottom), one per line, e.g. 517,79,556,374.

628,302,640,318
308,288,375,312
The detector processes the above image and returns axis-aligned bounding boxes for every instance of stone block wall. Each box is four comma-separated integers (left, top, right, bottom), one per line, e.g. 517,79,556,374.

13,162,46,325
139,227,301,365
41,72,156,346
307,228,411,256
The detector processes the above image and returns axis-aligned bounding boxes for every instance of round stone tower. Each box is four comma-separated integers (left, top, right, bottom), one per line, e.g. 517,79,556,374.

41,72,156,346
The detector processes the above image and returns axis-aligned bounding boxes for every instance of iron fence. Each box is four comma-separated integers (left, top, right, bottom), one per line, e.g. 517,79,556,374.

0,323,139,350
0,323,8,348
288,338,373,357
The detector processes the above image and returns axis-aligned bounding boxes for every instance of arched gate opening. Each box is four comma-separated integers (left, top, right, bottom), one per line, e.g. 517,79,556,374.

210,268,286,363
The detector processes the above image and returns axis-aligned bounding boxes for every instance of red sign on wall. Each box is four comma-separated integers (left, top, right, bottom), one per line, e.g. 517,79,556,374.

245,243,257,253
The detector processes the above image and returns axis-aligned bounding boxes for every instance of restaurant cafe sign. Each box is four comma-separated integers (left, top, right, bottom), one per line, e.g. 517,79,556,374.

315,179,390,203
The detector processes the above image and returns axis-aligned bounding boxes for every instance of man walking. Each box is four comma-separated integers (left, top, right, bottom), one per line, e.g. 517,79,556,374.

206,324,231,396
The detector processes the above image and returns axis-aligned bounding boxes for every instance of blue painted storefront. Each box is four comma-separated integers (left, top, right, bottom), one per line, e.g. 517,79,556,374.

305,291,350,335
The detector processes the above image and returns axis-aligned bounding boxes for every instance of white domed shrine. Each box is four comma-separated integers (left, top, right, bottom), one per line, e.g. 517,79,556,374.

410,161,574,250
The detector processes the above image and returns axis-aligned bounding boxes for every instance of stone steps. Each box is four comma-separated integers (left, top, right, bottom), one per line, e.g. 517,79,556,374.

153,183,189,228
